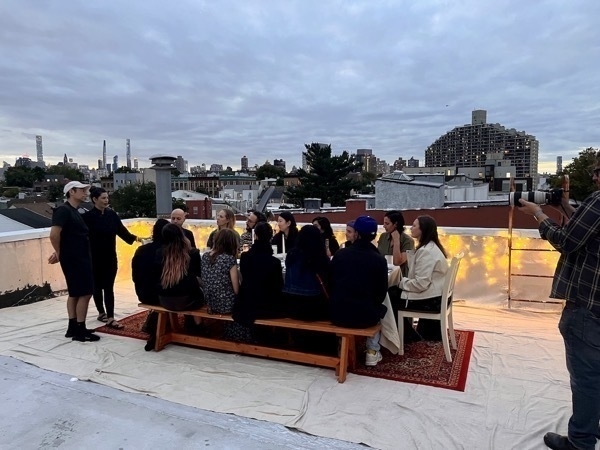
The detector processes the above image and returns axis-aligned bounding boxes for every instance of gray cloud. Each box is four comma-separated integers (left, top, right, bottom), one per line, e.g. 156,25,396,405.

0,0,598,172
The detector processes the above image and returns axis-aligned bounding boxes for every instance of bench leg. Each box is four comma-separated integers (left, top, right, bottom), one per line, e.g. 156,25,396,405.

348,336,357,371
169,312,179,331
337,335,349,383
154,312,170,351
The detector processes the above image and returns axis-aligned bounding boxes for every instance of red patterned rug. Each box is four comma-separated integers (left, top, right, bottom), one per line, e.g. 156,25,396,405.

97,311,474,391
352,330,474,391
95,311,151,340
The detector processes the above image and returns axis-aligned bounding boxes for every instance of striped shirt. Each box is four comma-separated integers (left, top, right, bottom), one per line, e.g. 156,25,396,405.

538,190,600,315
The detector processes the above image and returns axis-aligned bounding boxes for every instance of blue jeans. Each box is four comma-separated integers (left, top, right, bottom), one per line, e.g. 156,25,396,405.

366,330,381,352
558,303,600,450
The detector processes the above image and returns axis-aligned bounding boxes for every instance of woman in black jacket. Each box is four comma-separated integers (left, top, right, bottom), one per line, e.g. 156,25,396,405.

312,216,340,257
271,211,298,254
84,187,140,329
233,222,284,327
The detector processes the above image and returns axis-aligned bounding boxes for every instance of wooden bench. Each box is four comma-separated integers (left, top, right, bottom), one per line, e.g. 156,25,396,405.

138,303,380,383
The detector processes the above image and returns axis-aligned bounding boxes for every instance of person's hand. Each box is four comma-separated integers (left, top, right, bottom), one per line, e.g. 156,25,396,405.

518,198,542,216
391,229,400,241
48,252,59,264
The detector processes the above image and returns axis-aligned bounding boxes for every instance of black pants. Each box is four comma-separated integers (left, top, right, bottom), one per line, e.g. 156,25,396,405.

388,287,444,341
93,263,118,317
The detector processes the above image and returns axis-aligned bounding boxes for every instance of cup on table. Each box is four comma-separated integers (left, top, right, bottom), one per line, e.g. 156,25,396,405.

385,255,394,265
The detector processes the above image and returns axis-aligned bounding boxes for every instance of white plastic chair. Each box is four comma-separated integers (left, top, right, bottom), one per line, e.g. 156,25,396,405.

397,252,464,362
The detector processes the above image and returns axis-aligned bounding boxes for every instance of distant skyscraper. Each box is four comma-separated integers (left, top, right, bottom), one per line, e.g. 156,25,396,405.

175,155,187,173
63,153,68,165
113,155,118,172
241,155,248,171
35,135,43,163
133,158,139,170
97,159,103,170
273,159,286,171
426,109,539,179
356,149,375,173
556,156,562,174
16,156,32,168
407,157,419,168
102,140,107,169
126,139,131,169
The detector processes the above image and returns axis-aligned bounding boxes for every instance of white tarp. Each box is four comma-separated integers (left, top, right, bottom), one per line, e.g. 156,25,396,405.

0,281,573,450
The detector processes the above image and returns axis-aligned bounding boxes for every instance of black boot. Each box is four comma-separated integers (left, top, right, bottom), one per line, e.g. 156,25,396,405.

72,322,101,342
543,433,579,450
65,318,77,338
144,335,156,351
141,311,158,334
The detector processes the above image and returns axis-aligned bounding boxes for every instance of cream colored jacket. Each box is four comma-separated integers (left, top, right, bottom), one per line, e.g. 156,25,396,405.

398,242,448,300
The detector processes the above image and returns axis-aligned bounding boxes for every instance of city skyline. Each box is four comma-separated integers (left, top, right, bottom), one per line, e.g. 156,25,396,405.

1,1,599,174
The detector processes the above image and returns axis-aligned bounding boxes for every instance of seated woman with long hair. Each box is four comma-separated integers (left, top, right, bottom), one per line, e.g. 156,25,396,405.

147,224,204,351
271,211,298,254
156,224,204,311
390,215,449,341
206,208,240,248
312,216,340,257
283,225,331,321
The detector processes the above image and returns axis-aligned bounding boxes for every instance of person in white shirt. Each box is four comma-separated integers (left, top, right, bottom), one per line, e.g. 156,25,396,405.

390,215,449,341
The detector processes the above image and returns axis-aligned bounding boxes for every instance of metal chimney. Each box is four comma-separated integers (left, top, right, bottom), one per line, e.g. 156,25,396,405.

149,154,176,218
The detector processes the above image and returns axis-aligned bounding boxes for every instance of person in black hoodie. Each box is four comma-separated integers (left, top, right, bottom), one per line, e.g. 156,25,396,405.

232,222,284,344
330,215,388,367
132,219,169,337
234,222,284,325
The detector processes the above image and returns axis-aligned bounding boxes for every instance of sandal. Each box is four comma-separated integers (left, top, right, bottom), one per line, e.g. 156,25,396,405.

106,319,124,330
97,313,108,323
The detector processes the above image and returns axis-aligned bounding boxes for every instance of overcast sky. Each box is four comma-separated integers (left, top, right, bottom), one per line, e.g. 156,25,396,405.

1,0,599,173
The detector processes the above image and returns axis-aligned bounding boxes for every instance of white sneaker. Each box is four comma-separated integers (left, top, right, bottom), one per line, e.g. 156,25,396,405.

365,350,382,366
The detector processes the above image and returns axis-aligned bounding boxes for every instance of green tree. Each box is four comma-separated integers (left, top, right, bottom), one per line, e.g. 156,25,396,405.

285,143,363,206
46,165,85,182
4,166,43,187
110,182,157,218
172,198,187,211
561,147,600,201
256,162,286,181
2,187,19,198
357,171,378,194
47,183,64,202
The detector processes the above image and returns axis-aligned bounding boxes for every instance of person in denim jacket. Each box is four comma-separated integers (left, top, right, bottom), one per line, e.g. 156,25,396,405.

283,225,330,321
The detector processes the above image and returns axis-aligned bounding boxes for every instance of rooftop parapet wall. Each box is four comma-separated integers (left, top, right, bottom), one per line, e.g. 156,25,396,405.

0,219,560,308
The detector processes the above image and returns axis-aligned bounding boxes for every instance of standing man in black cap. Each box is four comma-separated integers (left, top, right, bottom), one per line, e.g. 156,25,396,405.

49,181,100,342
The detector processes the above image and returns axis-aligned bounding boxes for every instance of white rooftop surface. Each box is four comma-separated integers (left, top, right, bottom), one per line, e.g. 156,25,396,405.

0,281,572,450
0,213,32,233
